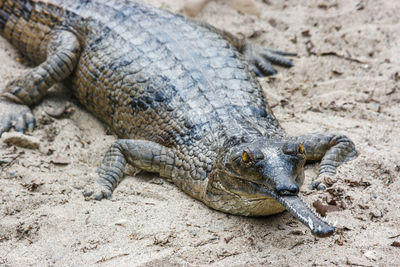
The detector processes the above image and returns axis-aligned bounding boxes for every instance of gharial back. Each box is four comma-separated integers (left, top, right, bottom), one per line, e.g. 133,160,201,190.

1,0,284,150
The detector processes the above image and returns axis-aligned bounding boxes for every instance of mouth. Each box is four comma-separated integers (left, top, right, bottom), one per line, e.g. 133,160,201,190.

250,180,335,237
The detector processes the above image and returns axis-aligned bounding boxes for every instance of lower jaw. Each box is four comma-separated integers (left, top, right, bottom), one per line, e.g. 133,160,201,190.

207,196,287,217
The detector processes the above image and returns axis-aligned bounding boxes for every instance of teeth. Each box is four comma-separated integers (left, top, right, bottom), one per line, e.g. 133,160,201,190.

307,216,314,230
325,217,337,227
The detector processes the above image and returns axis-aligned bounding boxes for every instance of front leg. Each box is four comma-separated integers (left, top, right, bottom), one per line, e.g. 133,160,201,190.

0,30,80,135
85,139,175,200
295,133,357,190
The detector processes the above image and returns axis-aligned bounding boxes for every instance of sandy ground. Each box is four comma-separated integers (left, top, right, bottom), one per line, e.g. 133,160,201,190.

1,0,400,266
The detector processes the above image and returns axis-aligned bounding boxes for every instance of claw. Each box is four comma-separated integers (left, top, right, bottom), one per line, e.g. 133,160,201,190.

251,65,265,77
317,183,326,191
0,119,12,137
94,192,104,200
94,189,112,200
265,48,297,57
27,121,35,132
311,180,320,190
24,113,36,132
15,116,26,133
82,191,93,197
262,51,294,68
243,43,295,76
0,100,34,135
256,58,276,76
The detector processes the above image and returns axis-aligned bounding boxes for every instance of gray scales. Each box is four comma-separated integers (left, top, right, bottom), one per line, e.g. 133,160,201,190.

0,0,357,237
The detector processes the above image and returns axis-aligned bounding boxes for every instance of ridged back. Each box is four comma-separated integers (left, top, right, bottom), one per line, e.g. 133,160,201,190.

0,0,284,153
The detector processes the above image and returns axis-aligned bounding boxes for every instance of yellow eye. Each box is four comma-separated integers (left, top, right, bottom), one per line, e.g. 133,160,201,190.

242,151,250,164
299,143,304,154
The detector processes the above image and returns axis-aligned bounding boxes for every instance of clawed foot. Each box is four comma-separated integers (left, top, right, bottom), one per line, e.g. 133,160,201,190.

0,99,35,136
242,43,296,76
82,181,112,201
310,174,337,191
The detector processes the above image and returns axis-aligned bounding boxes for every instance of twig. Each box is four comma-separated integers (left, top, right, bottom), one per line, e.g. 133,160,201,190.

95,253,130,264
289,240,305,250
0,153,20,171
319,51,366,64
346,258,373,267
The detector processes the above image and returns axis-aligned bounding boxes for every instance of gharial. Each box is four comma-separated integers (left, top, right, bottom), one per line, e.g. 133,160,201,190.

0,0,357,237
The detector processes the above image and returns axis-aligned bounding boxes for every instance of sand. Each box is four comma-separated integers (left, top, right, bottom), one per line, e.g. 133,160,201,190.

0,0,399,266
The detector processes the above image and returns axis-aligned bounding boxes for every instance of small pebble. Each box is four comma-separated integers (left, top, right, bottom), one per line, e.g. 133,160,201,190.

45,104,68,118
364,250,377,261
369,209,383,218
114,219,128,226
150,178,164,185
50,154,71,165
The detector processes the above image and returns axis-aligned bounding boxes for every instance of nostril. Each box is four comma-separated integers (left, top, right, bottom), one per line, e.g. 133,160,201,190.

276,184,299,195
289,184,299,194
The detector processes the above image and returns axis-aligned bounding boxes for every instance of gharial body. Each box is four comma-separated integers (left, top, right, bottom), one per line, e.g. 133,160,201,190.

0,0,357,237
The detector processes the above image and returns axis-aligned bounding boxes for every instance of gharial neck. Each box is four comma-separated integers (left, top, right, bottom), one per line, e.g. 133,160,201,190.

193,114,286,159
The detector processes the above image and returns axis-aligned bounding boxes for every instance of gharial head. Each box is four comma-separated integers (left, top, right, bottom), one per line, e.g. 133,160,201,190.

222,137,306,195
213,136,334,237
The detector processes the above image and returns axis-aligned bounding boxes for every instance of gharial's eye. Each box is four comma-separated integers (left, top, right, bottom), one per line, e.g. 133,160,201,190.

241,150,251,164
299,143,304,154
241,148,264,164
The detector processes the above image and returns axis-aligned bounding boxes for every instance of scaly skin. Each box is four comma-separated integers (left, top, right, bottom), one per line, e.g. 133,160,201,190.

0,0,357,237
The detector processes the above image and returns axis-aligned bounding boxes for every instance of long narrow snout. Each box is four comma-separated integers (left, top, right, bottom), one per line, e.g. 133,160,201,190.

276,194,335,237
258,165,333,237
257,185,334,237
